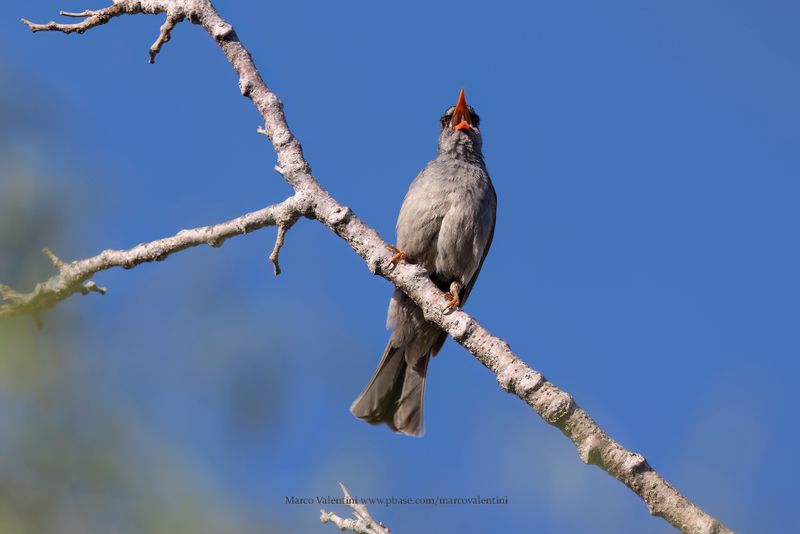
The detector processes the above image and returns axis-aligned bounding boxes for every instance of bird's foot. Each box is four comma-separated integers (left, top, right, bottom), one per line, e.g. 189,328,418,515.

444,281,462,309
387,244,407,266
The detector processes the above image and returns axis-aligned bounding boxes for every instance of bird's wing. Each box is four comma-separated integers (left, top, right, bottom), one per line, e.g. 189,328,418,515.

460,214,496,305
430,211,495,356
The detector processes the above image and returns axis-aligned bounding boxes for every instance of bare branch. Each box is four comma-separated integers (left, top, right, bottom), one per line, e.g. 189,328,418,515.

21,0,179,63
149,13,184,63
16,2,733,532
320,483,390,534
0,194,309,320
21,4,127,34
60,10,97,18
0,284,22,304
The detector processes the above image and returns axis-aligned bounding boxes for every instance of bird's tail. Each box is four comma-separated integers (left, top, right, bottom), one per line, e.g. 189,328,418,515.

350,340,430,437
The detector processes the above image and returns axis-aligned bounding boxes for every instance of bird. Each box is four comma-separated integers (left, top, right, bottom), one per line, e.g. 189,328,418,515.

350,89,497,437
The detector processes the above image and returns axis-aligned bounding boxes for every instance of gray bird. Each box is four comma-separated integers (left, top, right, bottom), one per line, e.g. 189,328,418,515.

350,89,497,436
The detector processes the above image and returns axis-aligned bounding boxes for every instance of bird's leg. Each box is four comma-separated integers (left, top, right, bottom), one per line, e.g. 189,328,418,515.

387,244,408,266
444,281,462,309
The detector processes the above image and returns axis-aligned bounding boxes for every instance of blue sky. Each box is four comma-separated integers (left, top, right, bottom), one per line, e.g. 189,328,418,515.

1,1,799,532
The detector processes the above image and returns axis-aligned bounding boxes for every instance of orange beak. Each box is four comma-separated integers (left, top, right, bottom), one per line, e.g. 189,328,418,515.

451,88,472,131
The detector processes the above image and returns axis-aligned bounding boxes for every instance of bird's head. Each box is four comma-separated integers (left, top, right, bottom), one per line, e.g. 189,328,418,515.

437,88,483,160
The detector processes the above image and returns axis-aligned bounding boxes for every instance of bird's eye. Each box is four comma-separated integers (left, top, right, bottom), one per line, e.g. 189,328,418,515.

470,111,480,127
440,113,452,128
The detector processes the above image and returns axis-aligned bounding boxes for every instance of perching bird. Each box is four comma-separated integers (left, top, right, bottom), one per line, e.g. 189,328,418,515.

350,89,497,436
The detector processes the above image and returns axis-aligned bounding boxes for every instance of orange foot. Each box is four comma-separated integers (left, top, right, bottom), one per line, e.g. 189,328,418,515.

444,281,462,309
387,244,407,266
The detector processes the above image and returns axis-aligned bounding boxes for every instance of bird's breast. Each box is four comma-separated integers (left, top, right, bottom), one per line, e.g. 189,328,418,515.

396,160,496,285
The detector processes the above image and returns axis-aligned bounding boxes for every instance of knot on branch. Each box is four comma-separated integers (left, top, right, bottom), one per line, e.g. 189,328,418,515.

578,434,605,466
446,313,472,342
328,205,352,227
623,452,649,476
211,21,235,41
239,77,256,97
531,383,573,424
496,359,544,399
78,280,108,296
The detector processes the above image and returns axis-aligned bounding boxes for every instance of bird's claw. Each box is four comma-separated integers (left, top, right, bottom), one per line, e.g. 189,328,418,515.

444,291,460,309
444,281,462,310
387,244,407,266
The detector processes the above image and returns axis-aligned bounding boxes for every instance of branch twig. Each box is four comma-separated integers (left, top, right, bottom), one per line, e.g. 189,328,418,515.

21,4,128,35
269,222,290,275
60,10,97,18
149,13,183,63
13,3,733,533
320,483,390,534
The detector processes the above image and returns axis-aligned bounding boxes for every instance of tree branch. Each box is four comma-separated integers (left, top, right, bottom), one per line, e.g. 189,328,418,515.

0,194,309,319
320,483,390,534
14,2,733,533
22,3,129,35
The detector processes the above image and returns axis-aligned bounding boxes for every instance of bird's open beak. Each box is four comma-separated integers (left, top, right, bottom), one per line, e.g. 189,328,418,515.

451,89,472,131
